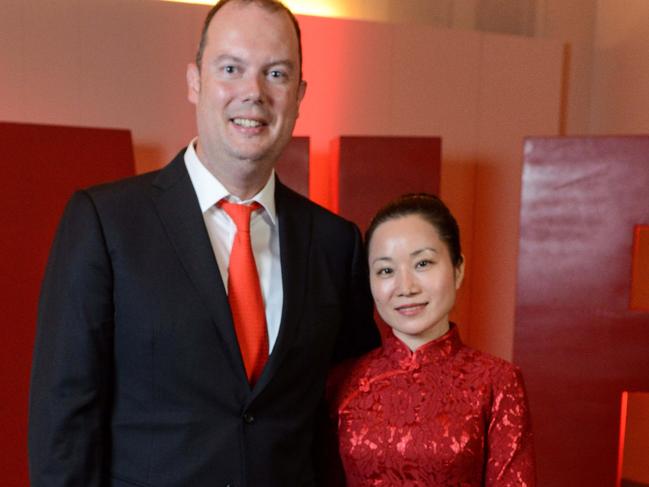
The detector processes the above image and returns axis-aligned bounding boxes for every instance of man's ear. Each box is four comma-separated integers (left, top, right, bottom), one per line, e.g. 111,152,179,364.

295,79,307,117
186,62,201,104
297,79,307,103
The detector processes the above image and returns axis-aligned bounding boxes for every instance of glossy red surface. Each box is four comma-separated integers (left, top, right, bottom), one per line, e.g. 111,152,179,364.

335,136,441,233
619,391,649,485
276,136,309,198
630,226,649,310
0,122,135,486
515,136,649,486
331,324,535,486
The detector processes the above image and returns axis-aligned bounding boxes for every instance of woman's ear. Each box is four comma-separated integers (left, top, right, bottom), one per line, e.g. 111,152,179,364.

454,255,465,290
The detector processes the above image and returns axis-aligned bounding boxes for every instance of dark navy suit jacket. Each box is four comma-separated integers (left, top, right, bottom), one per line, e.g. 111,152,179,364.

28,150,379,487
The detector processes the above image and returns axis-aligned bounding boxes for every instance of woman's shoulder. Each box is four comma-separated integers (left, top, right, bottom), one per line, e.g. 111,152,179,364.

454,342,525,388
327,348,386,409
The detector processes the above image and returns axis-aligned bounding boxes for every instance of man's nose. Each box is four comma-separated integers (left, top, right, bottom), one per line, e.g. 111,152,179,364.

240,73,266,104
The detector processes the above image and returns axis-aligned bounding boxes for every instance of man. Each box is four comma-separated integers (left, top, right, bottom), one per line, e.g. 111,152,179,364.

28,1,379,485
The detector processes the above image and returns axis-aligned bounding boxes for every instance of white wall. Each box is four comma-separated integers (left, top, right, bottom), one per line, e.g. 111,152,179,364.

534,0,598,134
0,0,563,360
1,0,204,174
591,0,649,134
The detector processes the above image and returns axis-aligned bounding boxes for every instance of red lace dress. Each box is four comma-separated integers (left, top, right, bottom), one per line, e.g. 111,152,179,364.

329,324,535,486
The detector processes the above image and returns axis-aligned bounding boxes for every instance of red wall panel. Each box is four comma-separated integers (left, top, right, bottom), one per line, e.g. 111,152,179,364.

620,392,649,486
336,136,441,337
336,136,441,232
276,136,309,198
630,226,649,310
515,136,649,486
0,122,135,486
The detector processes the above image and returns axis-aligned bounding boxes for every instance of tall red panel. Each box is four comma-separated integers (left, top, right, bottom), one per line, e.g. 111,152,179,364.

275,136,309,198
336,136,441,338
620,392,649,486
336,136,441,232
631,226,649,310
0,122,135,486
515,136,649,486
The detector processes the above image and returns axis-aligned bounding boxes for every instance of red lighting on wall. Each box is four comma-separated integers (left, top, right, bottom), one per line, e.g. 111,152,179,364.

630,225,649,310
617,391,629,487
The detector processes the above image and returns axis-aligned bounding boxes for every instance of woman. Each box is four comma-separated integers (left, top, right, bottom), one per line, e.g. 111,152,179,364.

329,193,535,486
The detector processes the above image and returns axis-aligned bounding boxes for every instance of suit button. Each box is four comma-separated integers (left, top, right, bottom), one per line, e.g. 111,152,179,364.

242,413,254,424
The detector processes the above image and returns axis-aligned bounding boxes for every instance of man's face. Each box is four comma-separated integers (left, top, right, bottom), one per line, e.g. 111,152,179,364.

187,1,306,181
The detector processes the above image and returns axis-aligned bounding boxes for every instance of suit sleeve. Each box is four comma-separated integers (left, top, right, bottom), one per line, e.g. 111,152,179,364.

29,191,114,486
485,365,536,486
332,222,380,363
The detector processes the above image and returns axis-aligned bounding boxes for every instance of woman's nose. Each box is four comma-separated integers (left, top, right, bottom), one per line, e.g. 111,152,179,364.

396,270,419,296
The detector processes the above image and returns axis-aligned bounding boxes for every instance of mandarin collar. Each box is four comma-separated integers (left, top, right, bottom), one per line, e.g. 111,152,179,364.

383,323,463,371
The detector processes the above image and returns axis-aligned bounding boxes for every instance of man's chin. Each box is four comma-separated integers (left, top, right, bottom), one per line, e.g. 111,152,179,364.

229,146,280,165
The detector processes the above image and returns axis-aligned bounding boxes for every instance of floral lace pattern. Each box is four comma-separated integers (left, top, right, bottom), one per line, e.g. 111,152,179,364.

329,324,535,486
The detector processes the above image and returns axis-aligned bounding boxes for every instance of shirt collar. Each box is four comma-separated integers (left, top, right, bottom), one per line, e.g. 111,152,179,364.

184,138,277,224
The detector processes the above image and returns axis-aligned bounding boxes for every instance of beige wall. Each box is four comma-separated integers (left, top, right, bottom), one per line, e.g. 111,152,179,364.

534,0,598,134
0,1,564,360
591,0,649,134
1,0,204,174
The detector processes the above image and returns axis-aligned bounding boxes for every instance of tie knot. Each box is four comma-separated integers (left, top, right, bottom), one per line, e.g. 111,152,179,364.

219,200,262,233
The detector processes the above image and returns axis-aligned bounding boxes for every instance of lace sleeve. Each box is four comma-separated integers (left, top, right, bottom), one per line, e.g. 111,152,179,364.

485,364,536,486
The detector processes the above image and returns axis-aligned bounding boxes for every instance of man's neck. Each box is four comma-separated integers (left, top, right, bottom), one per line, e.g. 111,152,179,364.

195,144,274,200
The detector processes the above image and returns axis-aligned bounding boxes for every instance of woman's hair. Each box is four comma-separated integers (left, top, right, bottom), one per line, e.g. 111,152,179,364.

365,193,463,268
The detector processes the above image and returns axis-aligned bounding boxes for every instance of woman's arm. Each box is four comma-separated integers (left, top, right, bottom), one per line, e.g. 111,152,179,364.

485,364,536,486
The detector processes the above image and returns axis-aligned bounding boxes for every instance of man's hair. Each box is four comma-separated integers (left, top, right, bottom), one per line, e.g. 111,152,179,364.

195,0,303,80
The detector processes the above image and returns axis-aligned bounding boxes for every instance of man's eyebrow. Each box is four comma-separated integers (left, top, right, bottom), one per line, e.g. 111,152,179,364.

210,56,296,72
212,54,244,64
265,59,296,69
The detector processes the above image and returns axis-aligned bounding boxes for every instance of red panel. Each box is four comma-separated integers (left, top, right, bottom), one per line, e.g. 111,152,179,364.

336,136,441,232
631,226,649,310
0,122,135,486
275,136,309,198
618,392,629,487
515,136,649,487
619,391,649,486
336,136,441,339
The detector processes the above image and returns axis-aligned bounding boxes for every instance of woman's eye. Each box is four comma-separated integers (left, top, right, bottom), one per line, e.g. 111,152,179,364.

376,267,393,276
415,259,433,269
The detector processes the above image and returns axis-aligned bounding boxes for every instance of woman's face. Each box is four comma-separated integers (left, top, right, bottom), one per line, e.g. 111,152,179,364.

368,214,464,351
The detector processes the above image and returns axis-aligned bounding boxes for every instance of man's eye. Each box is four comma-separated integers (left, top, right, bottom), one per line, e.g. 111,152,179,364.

223,65,237,74
268,70,286,79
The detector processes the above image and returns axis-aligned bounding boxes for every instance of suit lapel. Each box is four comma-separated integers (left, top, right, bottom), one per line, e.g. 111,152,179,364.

252,179,311,394
150,152,244,379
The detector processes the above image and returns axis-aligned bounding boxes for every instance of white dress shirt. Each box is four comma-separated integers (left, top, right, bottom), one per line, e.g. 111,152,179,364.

184,140,283,352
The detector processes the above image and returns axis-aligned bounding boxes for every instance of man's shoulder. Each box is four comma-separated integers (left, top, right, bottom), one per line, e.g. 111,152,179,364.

83,169,151,191
83,149,186,203
276,180,357,232
84,169,160,199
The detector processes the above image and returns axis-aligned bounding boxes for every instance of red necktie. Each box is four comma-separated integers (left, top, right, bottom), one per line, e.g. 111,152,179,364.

219,200,268,385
